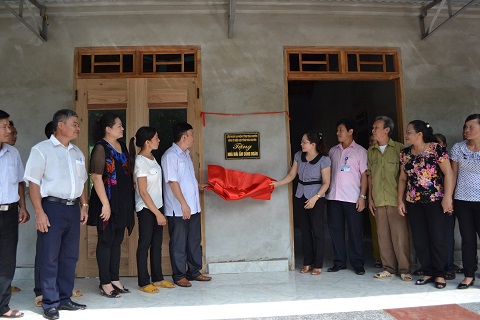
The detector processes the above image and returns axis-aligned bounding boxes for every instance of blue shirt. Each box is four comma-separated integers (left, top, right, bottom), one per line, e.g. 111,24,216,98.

161,143,200,217
0,143,24,204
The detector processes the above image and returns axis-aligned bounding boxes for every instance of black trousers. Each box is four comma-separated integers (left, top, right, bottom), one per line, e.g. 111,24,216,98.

406,201,446,278
296,196,325,268
327,200,364,269
38,201,79,309
0,203,18,315
96,227,125,285
136,208,164,287
167,212,202,282
455,200,480,278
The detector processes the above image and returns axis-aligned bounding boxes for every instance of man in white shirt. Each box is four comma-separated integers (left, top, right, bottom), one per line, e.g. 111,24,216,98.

161,122,211,287
24,109,88,320
0,110,29,318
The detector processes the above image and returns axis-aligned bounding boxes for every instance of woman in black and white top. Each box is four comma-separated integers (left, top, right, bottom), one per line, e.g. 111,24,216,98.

129,127,175,294
450,114,480,289
272,130,331,275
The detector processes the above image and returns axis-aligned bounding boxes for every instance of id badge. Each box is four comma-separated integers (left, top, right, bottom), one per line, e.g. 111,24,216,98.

341,165,350,172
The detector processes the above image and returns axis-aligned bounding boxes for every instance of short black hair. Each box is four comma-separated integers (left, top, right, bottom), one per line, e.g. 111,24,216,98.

0,110,10,120
172,122,193,143
336,118,356,133
45,121,53,138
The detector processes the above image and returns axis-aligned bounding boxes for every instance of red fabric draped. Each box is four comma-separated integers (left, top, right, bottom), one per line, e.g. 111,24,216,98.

205,165,275,201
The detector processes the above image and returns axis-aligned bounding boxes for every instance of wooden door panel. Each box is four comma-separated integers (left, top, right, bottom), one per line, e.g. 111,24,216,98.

76,77,182,278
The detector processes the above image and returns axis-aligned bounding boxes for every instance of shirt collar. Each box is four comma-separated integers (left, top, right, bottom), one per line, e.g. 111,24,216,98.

336,140,358,150
373,138,395,150
50,135,75,151
300,152,322,164
0,143,12,157
172,142,189,156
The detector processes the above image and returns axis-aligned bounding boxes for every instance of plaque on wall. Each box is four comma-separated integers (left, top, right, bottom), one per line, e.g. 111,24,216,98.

224,132,260,160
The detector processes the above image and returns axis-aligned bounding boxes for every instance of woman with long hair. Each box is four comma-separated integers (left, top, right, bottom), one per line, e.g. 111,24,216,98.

397,120,454,289
450,114,480,289
129,127,175,293
88,113,135,298
271,130,331,275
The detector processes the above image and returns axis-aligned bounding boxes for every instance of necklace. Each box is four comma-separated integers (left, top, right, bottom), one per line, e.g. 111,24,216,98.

412,143,427,155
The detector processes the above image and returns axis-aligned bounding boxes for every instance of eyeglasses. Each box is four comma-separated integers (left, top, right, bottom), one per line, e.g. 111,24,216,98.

301,140,311,145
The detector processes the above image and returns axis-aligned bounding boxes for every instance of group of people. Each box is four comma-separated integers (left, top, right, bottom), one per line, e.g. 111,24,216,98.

0,109,210,320
272,114,480,291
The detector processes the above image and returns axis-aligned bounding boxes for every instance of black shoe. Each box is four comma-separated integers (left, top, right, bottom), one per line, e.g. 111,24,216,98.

458,279,475,289
374,260,383,268
354,267,366,275
112,283,131,293
413,268,424,276
43,307,59,320
57,300,87,311
415,276,434,285
445,272,456,280
327,265,346,272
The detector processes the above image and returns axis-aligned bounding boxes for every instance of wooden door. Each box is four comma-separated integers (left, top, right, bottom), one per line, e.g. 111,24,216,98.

75,76,202,277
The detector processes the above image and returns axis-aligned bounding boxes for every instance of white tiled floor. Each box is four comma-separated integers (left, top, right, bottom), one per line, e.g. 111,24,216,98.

10,266,480,320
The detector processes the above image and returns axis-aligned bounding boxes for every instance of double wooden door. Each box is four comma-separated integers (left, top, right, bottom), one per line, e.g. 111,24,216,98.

74,77,201,277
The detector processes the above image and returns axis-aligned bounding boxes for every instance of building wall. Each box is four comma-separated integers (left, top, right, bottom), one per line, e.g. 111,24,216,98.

1,3,479,276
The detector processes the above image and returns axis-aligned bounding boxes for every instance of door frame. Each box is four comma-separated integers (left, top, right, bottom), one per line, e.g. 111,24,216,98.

73,46,204,277
283,46,405,269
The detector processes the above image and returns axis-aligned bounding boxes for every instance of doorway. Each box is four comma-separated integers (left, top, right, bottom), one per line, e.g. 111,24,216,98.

74,47,203,277
284,47,405,268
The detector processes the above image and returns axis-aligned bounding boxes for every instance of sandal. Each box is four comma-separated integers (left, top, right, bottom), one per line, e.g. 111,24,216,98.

413,268,424,276
112,283,130,293
401,273,413,281
1,309,24,318
445,272,456,280
99,284,120,298
153,280,175,288
374,270,393,278
72,289,84,297
311,268,322,275
300,266,312,274
435,277,446,289
34,295,42,307
139,284,159,294
10,287,21,293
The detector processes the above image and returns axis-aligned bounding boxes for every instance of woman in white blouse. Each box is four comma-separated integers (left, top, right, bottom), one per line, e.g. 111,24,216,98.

129,127,175,293
451,114,480,289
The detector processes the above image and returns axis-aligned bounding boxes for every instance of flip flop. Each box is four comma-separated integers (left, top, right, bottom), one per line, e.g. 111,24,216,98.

139,284,159,294
34,296,42,308
10,287,21,292
153,280,175,288
1,309,24,318
72,289,84,297
401,273,413,281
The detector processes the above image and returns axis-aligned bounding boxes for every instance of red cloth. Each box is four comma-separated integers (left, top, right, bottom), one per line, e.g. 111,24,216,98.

205,165,275,201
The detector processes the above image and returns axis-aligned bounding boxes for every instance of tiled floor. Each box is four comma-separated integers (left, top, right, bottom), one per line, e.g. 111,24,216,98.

9,266,480,320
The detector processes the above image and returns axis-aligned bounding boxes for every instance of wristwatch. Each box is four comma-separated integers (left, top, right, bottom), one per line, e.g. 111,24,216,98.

359,194,367,200
316,194,321,199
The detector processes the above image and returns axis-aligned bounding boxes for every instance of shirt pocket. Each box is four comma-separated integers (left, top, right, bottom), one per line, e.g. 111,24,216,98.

386,158,399,172
149,167,159,177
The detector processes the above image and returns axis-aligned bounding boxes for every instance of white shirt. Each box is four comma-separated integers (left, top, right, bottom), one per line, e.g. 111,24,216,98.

24,135,88,199
161,143,200,217
0,143,24,204
134,155,163,212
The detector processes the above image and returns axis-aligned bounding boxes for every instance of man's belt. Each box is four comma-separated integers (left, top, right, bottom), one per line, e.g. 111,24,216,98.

298,179,322,185
0,203,17,211
42,196,80,206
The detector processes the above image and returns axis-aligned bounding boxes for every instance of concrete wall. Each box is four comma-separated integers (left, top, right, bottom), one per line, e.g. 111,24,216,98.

1,3,479,276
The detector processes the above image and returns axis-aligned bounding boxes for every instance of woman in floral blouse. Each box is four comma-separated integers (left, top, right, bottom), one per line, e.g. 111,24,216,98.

397,120,454,289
